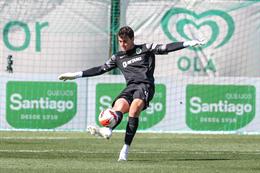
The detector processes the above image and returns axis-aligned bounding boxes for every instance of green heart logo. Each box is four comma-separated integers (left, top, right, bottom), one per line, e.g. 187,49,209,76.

161,8,235,49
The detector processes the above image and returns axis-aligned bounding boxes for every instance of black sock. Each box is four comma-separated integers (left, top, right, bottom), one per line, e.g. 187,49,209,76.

125,117,139,146
112,111,123,130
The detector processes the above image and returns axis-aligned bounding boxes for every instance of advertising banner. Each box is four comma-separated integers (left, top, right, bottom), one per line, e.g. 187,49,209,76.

0,74,87,130
6,81,77,129
186,84,256,131
0,0,110,74
121,0,260,77
86,76,260,133
0,75,259,133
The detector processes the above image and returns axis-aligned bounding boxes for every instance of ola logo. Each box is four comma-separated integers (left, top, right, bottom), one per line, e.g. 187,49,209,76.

161,8,235,50
186,85,255,131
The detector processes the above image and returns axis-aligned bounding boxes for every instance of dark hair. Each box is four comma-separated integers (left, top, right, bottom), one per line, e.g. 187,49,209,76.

118,26,134,39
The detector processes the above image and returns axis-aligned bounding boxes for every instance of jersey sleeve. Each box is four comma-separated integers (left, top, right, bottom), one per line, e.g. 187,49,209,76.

82,55,117,77
146,42,185,55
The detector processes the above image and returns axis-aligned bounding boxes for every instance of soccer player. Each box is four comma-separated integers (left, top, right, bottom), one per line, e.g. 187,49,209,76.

58,26,205,161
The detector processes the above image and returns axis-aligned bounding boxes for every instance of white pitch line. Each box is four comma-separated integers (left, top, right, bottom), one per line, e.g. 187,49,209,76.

0,149,114,154
0,149,165,154
0,136,80,140
0,149,259,155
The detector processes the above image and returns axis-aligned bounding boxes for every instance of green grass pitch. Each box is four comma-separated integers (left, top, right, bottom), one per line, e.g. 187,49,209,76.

0,131,260,173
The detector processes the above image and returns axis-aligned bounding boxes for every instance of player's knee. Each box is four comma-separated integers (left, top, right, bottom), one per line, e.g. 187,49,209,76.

129,100,145,117
129,106,143,117
113,98,129,113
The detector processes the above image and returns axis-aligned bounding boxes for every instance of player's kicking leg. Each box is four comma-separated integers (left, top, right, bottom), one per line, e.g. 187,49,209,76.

87,125,112,139
87,111,123,139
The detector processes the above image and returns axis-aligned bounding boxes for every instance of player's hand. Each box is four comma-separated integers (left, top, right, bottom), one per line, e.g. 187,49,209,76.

58,72,82,81
183,39,206,47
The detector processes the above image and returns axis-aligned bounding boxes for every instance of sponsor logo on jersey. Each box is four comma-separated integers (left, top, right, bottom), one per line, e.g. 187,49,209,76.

136,48,142,54
122,57,142,68
119,55,125,59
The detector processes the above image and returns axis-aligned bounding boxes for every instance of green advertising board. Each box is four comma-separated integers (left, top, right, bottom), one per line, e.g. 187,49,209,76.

6,81,77,129
96,83,166,130
186,84,255,131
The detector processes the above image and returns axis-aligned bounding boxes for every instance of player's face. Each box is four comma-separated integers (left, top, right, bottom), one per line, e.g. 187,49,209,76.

118,36,134,51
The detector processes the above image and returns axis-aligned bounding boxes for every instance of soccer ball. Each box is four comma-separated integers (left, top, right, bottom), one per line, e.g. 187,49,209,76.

98,108,118,128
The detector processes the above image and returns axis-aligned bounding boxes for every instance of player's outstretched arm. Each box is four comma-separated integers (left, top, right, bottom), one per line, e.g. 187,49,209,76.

151,39,206,54
58,58,117,81
183,39,206,47
166,39,206,52
58,66,108,81
58,71,83,81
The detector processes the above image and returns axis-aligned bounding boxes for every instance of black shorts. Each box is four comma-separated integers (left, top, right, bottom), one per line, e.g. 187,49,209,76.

112,83,155,110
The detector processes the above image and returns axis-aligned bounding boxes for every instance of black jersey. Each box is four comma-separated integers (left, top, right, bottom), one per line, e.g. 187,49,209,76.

82,42,185,86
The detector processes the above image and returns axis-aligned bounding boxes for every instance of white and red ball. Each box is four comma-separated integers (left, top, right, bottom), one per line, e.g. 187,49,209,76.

98,108,118,128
